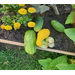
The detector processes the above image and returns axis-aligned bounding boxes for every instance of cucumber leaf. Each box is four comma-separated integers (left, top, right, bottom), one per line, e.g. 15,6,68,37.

56,63,75,70
49,55,67,68
38,58,52,70
65,11,74,24
64,28,75,42
38,55,67,70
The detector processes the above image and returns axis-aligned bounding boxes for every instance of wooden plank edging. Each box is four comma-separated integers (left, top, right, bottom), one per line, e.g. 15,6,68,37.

0,39,75,56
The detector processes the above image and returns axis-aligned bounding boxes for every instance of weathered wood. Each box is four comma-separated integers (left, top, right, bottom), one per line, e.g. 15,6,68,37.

36,47,75,56
0,39,75,56
0,39,25,46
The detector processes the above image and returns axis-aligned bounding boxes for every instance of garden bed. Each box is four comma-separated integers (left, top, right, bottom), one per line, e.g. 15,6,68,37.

0,4,75,54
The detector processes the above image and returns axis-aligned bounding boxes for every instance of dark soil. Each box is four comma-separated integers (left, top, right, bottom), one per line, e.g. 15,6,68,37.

0,4,75,52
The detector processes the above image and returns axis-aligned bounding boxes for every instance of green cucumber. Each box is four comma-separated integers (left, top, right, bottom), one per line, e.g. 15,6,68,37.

51,20,65,32
34,16,43,32
24,30,36,54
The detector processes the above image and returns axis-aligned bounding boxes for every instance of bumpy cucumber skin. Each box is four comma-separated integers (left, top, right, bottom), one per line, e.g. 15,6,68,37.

25,44,36,54
24,30,36,54
34,16,43,32
51,20,65,32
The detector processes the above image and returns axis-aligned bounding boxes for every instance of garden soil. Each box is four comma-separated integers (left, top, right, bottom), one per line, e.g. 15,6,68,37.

0,4,75,53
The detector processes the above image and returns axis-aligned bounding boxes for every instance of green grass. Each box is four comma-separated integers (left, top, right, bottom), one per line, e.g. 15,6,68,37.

0,47,74,70
0,47,61,70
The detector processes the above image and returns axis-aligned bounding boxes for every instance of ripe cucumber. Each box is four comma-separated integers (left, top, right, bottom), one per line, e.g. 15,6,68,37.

34,16,43,32
51,20,65,32
24,30,36,54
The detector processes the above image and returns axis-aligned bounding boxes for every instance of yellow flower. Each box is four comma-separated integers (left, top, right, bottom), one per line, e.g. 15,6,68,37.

12,21,15,24
28,7,36,13
18,4,25,6
0,24,5,29
14,22,21,29
5,25,12,30
28,21,35,27
18,8,27,15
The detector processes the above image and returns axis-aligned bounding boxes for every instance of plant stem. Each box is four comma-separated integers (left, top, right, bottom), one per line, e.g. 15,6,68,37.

73,9,75,27
73,23,75,27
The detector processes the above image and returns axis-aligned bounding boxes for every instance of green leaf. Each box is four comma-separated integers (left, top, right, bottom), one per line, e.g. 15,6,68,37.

39,5,50,14
64,28,75,42
56,63,75,70
31,4,50,14
49,55,67,68
38,58,52,67
65,11,74,24
1,15,13,25
71,4,75,10
38,58,52,70
38,56,67,70
31,4,41,13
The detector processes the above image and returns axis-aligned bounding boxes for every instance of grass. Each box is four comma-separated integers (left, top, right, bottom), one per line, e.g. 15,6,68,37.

0,47,75,70
0,47,61,70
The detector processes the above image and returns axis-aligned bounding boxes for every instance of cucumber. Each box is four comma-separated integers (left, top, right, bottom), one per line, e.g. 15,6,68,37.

34,16,43,32
51,20,65,32
24,30,36,54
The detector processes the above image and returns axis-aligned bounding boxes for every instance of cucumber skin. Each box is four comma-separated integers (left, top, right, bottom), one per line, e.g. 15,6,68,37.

25,44,36,54
24,30,36,54
51,20,65,32
34,16,43,32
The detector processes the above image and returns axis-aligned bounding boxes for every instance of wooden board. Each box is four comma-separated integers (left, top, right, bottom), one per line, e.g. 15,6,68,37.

0,39,75,56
